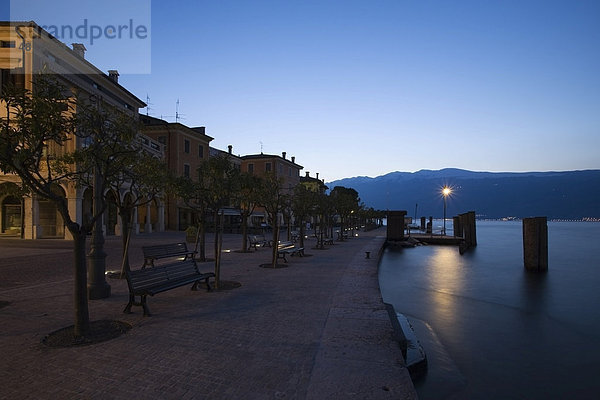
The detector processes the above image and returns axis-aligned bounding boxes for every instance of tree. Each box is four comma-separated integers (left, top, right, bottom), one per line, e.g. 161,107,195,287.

234,172,264,252
258,174,286,268
197,155,239,288
0,75,140,338
174,175,210,261
314,191,333,249
291,184,316,249
108,152,172,276
330,186,360,241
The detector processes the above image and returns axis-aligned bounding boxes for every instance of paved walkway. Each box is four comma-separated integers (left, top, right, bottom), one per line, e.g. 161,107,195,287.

0,228,417,399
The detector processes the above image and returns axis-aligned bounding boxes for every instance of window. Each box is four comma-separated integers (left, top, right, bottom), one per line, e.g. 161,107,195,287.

198,144,204,158
0,69,25,96
289,167,292,177
184,139,190,154
248,164,254,174
1,41,15,48
183,164,190,178
266,162,272,172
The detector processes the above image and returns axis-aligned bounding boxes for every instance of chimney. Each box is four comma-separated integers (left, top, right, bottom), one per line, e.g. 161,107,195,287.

72,43,86,59
228,145,232,154
305,171,310,178
316,173,319,180
282,151,286,159
291,156,295,163
108,70,119,83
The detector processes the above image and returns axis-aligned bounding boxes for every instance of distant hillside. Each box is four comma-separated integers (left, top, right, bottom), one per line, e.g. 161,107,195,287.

327,169,600,219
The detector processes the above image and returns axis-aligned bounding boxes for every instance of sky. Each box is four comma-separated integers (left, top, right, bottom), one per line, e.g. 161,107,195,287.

5,0,600,181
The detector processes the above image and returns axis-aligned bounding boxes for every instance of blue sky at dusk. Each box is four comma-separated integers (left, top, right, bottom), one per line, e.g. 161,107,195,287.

5,1,600,181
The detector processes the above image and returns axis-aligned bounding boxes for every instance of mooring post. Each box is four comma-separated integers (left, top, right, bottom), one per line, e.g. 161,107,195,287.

420,216,426,231
386,210,407,241
453,216,462,238
523,217,548,272
467,211,477,246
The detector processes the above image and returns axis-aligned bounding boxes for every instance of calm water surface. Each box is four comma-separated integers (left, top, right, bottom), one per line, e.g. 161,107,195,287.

379,221,600,399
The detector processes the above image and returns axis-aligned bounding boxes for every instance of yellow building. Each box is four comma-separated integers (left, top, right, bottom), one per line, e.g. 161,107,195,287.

300,171,328,194
240,152,303,228
0,21,148,239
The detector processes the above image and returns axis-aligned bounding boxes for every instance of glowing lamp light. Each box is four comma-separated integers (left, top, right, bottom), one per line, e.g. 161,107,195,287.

441,186,452,235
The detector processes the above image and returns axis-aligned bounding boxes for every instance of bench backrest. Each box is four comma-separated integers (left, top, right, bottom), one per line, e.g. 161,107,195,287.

277,241,294,250
142,242,191,259
128,260,199,292
249,234,267,243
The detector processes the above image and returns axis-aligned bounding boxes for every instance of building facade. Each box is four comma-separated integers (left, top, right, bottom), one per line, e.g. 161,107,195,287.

0,21,149,239
140,115,214,231
300,171,328,194
240,152,303,228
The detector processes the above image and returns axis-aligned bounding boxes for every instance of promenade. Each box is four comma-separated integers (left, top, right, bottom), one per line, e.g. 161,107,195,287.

0,228,417,399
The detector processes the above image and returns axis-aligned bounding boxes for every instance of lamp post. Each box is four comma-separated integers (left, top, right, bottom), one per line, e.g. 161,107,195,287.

87,94,110,299
442,186,451,236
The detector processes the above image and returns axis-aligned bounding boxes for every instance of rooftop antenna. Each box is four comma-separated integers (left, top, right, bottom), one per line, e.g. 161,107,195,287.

175,98,184,123
162,99,186,123
260,141,264,154
145,94,153,116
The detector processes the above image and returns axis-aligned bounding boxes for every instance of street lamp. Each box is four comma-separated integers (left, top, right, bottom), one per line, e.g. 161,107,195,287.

442,186,452,236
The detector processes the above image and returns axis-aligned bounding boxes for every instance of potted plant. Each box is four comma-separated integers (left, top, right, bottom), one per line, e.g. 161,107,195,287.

185,226,197,243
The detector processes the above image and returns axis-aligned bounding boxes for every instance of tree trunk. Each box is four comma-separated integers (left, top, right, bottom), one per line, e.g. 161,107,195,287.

299,218,305,249
271,216,279,268
241,211,249,252
216,211,224,287
119,208,132,278
72,230,90,338
199,221,206,261
318,215,324,249
213,209,220,289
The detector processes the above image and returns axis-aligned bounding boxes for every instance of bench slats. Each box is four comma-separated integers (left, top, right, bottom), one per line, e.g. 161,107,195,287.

124,244,215,316
142,242,196,267
276,241,304,262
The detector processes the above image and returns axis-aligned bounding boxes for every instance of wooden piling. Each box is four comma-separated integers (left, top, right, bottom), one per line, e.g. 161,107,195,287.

453,216,462,238
458,211,477,254
387,211,407,241
523,217,548,272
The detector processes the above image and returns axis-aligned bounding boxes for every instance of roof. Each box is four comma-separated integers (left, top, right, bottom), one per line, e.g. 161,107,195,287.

241,153,303,169
2,21,146,108
139,114,215,142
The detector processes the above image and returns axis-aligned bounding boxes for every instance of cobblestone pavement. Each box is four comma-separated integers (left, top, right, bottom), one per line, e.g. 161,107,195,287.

0,228,417,399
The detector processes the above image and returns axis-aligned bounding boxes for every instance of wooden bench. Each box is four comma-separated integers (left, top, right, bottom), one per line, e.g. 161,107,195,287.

317,238,334,247
336,231,349,241
142,242,196,268
248,234,271,251
290,231,300,242
123,258,215,316
277,241,304,263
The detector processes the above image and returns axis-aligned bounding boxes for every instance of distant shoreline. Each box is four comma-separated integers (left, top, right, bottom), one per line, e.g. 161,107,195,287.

476,217,600,222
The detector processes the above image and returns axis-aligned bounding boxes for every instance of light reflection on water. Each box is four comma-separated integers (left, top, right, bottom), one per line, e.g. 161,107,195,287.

379,221,600,399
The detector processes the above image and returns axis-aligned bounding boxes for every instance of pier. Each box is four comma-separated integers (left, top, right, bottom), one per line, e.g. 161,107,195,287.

387,210,477,252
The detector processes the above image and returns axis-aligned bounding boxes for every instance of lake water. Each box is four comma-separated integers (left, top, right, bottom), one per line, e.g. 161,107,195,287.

378,220,600,399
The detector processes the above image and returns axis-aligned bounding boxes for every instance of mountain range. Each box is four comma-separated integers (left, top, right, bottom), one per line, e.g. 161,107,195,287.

327,168,600,220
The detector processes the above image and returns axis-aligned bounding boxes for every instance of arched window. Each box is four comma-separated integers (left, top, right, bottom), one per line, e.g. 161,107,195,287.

2,195,22,235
